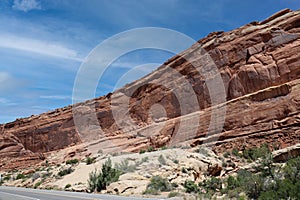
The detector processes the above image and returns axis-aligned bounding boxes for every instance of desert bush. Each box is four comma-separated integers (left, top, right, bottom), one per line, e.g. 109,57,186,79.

183,180,199,193
168,191,180,198
88,158,121,192
58,167,73,177
173,159,179,164
143,176,172,195
223,151,230,158
64,183,71,189
232,148,240,157
115,158,137,173
242,143,270,161
139,149,146,154
86,156,96,165
141,156,149,163
4,175,11,181
199,177,222,193
16,173,26,180
147,146,154,152
66,159,79,165
158,155,166,165
34,181,42,189
161,146,168,150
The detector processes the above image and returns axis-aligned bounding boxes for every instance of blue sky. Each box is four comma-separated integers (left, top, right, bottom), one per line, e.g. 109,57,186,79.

0,0,299,123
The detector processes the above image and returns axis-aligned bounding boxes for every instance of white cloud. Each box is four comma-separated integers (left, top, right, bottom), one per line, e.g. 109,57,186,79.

40,95,71,100
0,71,29,93
12,0,41,12
0,97,9,104
0,33,83,61
0,72,10,83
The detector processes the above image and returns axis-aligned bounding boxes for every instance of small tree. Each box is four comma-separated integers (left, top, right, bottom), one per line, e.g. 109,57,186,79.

88,158,121,192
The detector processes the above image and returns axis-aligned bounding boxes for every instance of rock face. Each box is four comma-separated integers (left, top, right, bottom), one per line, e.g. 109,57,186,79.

1,9,300,169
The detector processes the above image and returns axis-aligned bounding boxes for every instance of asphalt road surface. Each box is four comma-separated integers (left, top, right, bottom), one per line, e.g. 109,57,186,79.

0,186,162,200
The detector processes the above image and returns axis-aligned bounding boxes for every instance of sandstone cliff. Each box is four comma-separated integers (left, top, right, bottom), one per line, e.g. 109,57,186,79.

1,9,299,170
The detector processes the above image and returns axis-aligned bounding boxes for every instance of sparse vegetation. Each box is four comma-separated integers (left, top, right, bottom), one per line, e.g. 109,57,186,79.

195,146,209,156
173,159,179,164
141,156,149,163
168,191,180,198
232,148,240,157
147,146,154,152
16,173,26,180
66,159,79,165
88,158,121,192
223,151,230,158
158,155,167,165
64,183,71,189
160,146,168,150
183,180,199,193
143,175,172,195
34,181,42,189
86,156,96,165
241,143,271,161
58,167,73,177
139,149,146,154
115,158,138,173
215,155,300,199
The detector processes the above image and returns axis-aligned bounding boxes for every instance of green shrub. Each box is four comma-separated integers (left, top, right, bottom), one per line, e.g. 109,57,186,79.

196,156,300,199
58,167,73,177
64,184,71,189
147,146,154,152
223,151,230,158
181,167,188,174
4,175,11,181
161,146,168,150
173,159,179,164
86,157,96,165
66,159,79,165
16,173,26,180
141,157,149,163
242,143,270,161
226,175,239,190
232,148,240,157
115,158,137,173
34,181,42,189
139,149,146,154
168,191,180,198
198,177,222,193
143,176,172,195
183,180,199,193
88,158,121,192
158,155,166,165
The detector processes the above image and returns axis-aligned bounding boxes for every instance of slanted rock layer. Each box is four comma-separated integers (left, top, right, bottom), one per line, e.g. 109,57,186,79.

1,9,299,169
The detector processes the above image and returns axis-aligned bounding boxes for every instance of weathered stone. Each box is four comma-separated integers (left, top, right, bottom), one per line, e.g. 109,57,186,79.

1,9,300,170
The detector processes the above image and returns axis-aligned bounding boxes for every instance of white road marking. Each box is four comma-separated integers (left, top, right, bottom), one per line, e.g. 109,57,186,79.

0,188,101,200
0,191,40,200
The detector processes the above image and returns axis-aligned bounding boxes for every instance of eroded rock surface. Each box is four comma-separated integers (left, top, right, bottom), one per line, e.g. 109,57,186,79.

1,9,300,169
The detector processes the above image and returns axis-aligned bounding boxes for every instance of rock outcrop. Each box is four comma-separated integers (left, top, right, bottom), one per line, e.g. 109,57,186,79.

0,9,299,169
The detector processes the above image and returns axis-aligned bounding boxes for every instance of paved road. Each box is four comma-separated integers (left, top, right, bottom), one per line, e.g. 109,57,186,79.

0,186,162,200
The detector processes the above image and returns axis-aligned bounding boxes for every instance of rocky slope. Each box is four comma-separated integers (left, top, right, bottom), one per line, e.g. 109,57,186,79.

0,9,300,170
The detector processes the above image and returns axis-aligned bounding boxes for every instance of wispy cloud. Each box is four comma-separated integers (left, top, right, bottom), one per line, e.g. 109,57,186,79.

0,33,83,61
0,71,26,92
12,0,41,12
40,95,71,100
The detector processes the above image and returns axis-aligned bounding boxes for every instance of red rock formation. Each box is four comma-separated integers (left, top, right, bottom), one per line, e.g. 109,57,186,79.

1,9,299,170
